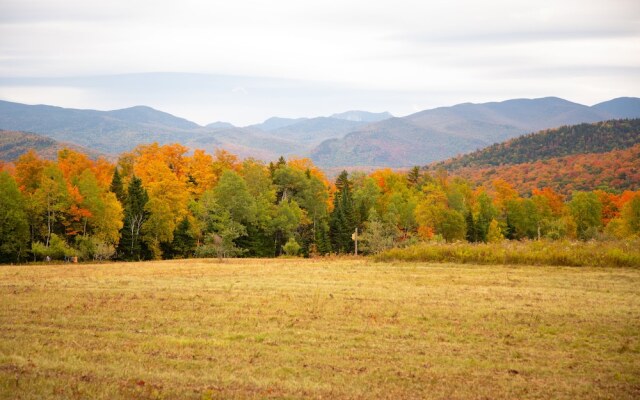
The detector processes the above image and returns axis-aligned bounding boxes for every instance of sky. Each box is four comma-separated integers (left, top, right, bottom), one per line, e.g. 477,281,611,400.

0,0,639,126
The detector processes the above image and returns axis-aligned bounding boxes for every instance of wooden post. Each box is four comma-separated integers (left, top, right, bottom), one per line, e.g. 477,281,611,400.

354,227,358,256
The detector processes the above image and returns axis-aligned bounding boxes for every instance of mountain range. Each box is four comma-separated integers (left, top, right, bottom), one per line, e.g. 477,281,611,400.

0,97,638,168
310,97,640,167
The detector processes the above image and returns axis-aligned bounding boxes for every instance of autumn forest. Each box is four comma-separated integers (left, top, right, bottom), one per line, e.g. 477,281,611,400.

1,123,639,263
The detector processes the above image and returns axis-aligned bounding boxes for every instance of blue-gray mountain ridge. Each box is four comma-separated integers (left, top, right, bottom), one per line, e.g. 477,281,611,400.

0,97,638,168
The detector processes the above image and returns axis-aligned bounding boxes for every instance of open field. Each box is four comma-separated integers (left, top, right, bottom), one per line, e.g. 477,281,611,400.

1,259,639,399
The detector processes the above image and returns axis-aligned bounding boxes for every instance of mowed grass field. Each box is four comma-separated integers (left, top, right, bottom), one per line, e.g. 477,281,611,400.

1,259,639,399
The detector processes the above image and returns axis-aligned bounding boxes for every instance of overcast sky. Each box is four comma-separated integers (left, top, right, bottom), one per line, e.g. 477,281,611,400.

0,0,639,125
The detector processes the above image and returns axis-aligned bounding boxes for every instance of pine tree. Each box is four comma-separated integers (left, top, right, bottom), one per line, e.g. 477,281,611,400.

330,171,356,253
118,176,149,260
465,211,477,242
407,166,421,188
316,222,332,255
170,217,196,258
268,161,276,179
504,215,516,240
109,167,125,204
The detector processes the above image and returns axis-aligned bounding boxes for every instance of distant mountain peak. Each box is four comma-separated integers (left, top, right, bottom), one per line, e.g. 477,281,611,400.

107,105,201,128
116,105,154,111
592,97,640,119
206,121,235,129
330,110,392,123
249,116,309,132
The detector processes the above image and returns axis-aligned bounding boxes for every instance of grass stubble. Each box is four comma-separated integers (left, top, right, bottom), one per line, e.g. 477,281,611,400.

0,258,639,399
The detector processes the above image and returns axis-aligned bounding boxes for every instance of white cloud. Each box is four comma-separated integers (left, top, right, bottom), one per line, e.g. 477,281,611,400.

0,0,638,123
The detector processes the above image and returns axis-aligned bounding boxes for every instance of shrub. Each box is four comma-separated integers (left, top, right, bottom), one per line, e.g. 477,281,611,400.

282,237,301,257
375,239,640,268
31,234,75,261
75,236,116,261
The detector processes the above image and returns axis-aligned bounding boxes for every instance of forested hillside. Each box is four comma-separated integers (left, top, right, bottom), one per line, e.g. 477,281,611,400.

433,119,640,170
445,144,640,196
0,130,104,161
1,144,639,264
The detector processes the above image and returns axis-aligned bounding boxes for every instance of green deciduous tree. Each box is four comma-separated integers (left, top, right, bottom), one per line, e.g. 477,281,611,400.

0,172,29,262
568,192,602,240
282,237,301,256
271,199,304,256
415,183,448,239
440,209,466,242
214,170,257,225
34,164,70,247
487,219,504,242
621,194,640,236
352,175,382,227
475,192,497,242
505,198,539,240
77,170,124,244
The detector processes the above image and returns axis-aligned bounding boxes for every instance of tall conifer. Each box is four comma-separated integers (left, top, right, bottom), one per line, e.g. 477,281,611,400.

330,171,357,253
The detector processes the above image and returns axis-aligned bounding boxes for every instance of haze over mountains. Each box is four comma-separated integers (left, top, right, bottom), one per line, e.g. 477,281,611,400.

0,97,638,168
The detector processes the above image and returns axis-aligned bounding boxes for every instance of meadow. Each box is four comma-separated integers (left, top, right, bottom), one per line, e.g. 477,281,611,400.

1,258,639,399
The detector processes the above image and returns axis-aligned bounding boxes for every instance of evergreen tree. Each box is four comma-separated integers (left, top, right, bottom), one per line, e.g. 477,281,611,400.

239,224,276,257
465,211,477,242
315,221,332,255
170,217,196,258
118,176,149,260
504,215,516,240
268,161,276,179
109,167,125,204
330,171,357,253
195,189,247,258
407,166,421,188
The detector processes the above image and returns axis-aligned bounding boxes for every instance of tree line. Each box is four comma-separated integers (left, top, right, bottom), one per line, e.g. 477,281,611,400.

438,144,640,196
1,143,639,263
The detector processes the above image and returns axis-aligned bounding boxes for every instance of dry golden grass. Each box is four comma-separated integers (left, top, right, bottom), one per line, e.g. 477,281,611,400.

1,258,639,399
